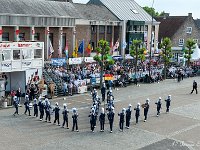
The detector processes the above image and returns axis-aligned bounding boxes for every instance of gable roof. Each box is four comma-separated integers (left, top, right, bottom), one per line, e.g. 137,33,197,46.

87,0,156,22
0,0,80,18
155,16,187,39
73,3,119,21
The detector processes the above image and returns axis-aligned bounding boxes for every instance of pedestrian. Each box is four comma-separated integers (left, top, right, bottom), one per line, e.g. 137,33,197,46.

38,98,45,121
165,95,171,113
53,102,60,126
155,97,162,117
24,94,31,116
190,80,198,94
13,96,19,116
118,108,126,132
107,106,115,133
33,97,38,117
101,83,106,102
143,98,150,122
72,108,79,132
134,103,140,124
99,107,105,132
89,108,96,132
62,103,69,129
16,88,21,104
125,104,132,129
45,98,51,123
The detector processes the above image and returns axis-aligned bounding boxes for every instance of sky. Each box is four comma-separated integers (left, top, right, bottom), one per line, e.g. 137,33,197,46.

73,0,200,19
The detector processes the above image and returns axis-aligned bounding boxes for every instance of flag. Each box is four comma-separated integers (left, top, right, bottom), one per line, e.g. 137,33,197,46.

65,39,69,60
78,40,84,54
113,39,119,52
104,74,114,81
72,39,78,58
48,39,54,59
86,41,92,55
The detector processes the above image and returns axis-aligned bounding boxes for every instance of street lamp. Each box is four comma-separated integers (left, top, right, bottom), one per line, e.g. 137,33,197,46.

148,0,155,82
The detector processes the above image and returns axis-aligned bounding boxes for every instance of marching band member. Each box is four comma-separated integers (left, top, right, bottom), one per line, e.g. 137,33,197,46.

53,102,60,126
62,103,69,129
107,106,115,133
143,98,150,122
125,104,132,129
33,97,38,117
89,108,96,132
13,96,19,116
72,108,79,132
134,103,140,124
38,99,45,121
165,95,171,113
24,94,31,116
155,97,162,117
99,107,105,132
101,83,106,102
118,108,126,131
45,100,51,123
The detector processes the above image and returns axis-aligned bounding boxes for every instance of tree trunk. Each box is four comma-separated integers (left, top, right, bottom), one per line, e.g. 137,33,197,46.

100,53,104,89
135,47,138,79
164,61,167,80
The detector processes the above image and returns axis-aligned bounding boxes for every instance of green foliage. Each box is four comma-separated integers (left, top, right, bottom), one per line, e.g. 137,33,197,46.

143,6,165,17
160,37,172,64
184,39,196,66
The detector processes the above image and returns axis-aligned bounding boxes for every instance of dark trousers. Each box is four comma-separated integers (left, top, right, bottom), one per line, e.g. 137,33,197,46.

109,121,113,131
34,108,38,117
62,117,68,127
166,106,170,112
72,120,78,131
102,94,105,102
40,110,44,119
119,121,124,130
191,88,198,94
126,116,130,127
46,112,51,122
135,115,139,123
54,114,60,124
157,107,161,115
100,121,104,130
90,121,95,131
144,110,148,120
14,107,18,115
24,106,30,115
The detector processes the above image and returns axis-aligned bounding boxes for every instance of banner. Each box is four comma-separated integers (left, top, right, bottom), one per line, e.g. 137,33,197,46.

84,57,96,63
69,58,82,65
51,58,66,66
104,74,114,80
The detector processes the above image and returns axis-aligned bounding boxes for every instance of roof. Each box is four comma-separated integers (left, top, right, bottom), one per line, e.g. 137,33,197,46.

73,3,119,21
87,0,156,22
155,16,188,39
194,19,200,28
0,0,80,18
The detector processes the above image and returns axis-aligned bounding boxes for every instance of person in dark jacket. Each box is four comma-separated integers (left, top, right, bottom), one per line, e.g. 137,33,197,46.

16,88,21,104
24,94,31,116
165,95,171,113
143,98,150,122
101,83,106,102
53,102,60,126
13,96,19,116
134,103,140,124
125,104,132,129
107,107,115,133
155,97,162,117
118,108,126,131
33,97,38,117
191,80,198,94
38,98,45,121
72,108,79,132
99,107,105,132
89,108,96,132
62,103,69,129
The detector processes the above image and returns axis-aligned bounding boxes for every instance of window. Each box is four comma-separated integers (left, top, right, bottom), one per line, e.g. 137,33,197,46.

99,26,105,33
34,49,42,58
193,39,198,44
34,33,40,41
107,26,112,34
22,49,32,59
179,39,184,47
13,50,21,60
91,25,96,33
186,27,192,34
49,33,53,46
2,50,11,61
2,33,9,41
19,33,25,41
62,33,66,53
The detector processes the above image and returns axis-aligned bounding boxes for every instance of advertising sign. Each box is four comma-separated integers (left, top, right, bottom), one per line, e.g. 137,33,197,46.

51,58,66,66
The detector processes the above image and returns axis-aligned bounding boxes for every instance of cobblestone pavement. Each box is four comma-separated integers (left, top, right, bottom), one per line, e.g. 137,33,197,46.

0,77,200,150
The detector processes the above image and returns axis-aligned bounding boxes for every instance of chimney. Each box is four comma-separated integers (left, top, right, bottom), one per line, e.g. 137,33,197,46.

188,13,192,17
163,13,170,19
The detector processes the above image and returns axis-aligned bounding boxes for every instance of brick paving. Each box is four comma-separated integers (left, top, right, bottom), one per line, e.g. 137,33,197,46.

0,77,200,150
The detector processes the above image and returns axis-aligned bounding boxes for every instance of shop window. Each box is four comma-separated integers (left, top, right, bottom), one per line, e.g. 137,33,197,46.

13,50,21,60
107,26,112,34
19,33,25,41
22,49,32,59
34,49,42,58
1,50,11,61
179,39,184,47
2,33,9,41
34,33,40,41
99,26,105,33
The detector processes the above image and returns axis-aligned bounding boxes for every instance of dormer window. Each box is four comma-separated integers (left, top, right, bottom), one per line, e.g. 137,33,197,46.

186,27,192,34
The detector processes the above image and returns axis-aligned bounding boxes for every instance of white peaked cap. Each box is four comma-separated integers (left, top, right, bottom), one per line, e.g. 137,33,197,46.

63,98,66,100
168,95,171,97
111,106,114,110
137,103,141,106
55,102,58,105
63,103,67,107
146,98,150,101
122,108,126,111
159,97,162,100
128,104,132,107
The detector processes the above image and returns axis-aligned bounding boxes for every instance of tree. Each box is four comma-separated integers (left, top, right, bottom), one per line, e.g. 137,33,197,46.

93,39,114,88
184,39,196,67
160,37,172,79
143,6,165,17
130,40,146,77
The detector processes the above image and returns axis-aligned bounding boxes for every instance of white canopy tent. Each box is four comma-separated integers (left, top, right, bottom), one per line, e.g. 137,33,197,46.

191,44,200,61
